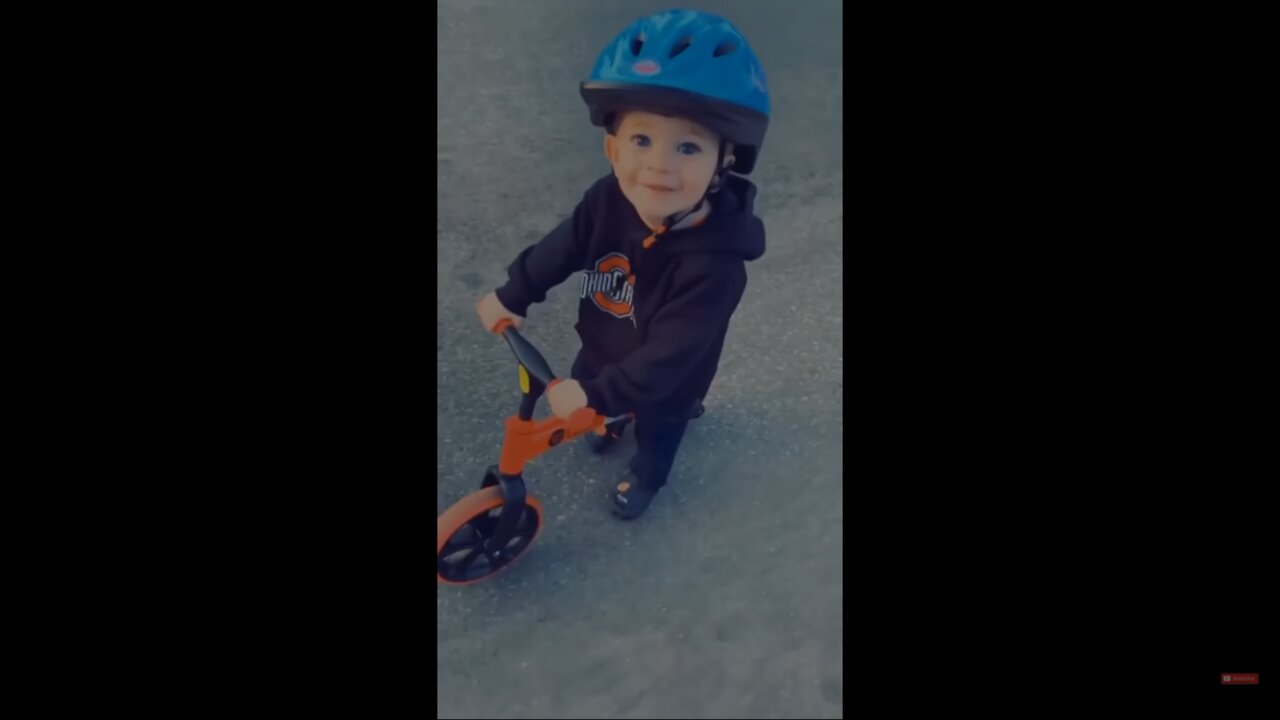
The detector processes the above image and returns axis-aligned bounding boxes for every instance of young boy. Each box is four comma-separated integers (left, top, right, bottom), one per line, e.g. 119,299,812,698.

475,9,770,519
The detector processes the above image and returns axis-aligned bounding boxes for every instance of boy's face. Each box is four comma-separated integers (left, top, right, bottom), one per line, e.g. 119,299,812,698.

604,111,724,227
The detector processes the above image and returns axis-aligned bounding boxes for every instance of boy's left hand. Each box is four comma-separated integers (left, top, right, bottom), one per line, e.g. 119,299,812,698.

547,380,588,419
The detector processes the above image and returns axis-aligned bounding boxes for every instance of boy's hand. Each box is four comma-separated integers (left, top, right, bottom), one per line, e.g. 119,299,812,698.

547,380,588,420
476,291,525,334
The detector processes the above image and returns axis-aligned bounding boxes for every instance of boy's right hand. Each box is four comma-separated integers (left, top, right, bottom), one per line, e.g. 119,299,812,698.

476,291,526,334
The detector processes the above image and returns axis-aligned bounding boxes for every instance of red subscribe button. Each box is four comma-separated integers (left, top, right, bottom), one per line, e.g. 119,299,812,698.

1221,673,1259,685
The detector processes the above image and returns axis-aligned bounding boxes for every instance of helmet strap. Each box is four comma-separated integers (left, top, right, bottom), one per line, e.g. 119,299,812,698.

708,140,729,194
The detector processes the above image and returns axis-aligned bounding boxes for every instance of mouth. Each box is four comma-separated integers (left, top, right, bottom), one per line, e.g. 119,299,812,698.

641,184,676,193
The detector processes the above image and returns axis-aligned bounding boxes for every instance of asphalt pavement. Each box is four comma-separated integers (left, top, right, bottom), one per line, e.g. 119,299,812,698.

437,2,843,717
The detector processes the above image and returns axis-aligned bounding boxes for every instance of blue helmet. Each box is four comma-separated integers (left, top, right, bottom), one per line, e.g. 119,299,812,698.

580,9,770,175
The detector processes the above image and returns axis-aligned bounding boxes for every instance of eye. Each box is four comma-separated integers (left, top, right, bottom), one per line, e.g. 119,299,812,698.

630,134,651,148
677,142,702,156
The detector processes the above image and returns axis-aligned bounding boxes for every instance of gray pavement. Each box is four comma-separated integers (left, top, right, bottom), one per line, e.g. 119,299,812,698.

437,2,843,718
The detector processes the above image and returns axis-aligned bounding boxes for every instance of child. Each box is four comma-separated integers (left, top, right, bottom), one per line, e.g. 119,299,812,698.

475,9,770,519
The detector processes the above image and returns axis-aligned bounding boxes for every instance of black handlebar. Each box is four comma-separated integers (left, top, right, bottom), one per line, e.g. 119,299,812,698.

500,327,557,387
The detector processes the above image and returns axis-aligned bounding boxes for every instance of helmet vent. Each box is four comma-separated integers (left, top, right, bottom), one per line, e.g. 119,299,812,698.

630,33,645,56
712,39,739,57
669,36,693,59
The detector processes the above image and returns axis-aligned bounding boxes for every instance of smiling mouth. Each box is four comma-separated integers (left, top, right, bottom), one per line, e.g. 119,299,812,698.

642,184,675,192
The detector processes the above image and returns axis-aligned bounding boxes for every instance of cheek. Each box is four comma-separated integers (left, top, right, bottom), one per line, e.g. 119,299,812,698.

612,153,640,178
680,159,717,192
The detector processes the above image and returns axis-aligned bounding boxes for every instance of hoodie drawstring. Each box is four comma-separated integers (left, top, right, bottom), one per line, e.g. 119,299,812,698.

641,213,708,250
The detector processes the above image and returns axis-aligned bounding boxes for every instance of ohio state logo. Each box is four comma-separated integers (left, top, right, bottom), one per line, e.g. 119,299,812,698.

580,252,635,319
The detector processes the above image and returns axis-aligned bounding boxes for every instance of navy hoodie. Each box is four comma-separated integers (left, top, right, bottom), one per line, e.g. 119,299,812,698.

495,173,766,418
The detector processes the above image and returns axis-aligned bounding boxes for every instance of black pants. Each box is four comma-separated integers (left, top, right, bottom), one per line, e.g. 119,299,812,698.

570,349,692,490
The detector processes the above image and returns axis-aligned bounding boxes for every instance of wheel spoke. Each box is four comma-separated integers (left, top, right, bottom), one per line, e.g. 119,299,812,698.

469,510,495,535
456,547,485,573
444,524,481,549
441,548,473,565
515,508,535,530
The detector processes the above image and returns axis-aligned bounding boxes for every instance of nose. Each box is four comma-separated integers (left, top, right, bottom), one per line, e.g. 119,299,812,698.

644,151,673,174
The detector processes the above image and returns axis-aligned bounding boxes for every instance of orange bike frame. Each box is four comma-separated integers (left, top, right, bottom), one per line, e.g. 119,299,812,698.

497,386,625,476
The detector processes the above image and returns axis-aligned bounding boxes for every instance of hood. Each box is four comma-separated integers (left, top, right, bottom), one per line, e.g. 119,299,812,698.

660,174,766,261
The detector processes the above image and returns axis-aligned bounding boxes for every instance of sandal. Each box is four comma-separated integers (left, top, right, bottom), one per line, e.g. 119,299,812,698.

610,479,659,520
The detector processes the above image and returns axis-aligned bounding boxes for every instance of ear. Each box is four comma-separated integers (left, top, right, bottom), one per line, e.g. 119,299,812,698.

603,133,617,164
723,142,736,169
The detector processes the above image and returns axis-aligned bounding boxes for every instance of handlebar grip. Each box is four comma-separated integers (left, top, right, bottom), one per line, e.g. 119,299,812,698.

495,324,557,386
